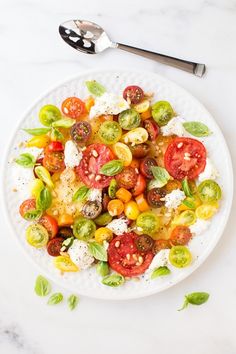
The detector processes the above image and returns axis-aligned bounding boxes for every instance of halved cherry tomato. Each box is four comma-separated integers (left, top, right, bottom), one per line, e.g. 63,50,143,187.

112,142,132,167
39,214,58,239
61,97,85,119
115,167,138,189
76,144,115,188
124,201,140,220
143,119,159,141
152,101,174,126
140,108,152,120
107,199,124,216
19,199,36,219
165,179,182,192
135,194,150,212
95,227,113,243
57,227,74,239
54,255,78,272
108,232,154,277
26,223,49,248
81,201,102,219
164,137,207,180
70,121,92,145
170,226,192,246
132,174,146,197
135,234,154,252
123,86,144,104
116,188,132,203
130,159,140,169
152,239,171,254
47,141,64,152
147,188,166,208
43,150,65,174
58,214,74,226
140,157,157,179
47,237,64,256
26,135,50,148
98,121,122,145
169,246,192,268
136,211,160,235
129,143,150,158
102,193,111,211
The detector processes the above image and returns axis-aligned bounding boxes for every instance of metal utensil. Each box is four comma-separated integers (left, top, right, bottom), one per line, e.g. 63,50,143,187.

59,19,206,77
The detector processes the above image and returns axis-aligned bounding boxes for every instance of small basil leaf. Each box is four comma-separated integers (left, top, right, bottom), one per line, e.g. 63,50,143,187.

24,209,43,221
183,121,211,137
34,275,51,296
50,127,64,142
67,294,79,310
102,274,125,287
85,80,106,97
73,186,90,202
108,179,118,199
151,266,171,280
178,296,189,311
100,160,123,176
182,178,192,197
96,261,109,277
23,127,51,136
15,153,36,168
182,198,196,209
52,117,76,128
151,166,170,187
47,292,63,305
88,242,107,261
186,292,210,305
36,187,52,211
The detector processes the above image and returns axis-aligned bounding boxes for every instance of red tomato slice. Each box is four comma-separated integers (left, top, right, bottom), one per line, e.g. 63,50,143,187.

76,143,115,188
164,137,206,180
47,141,64,152
115,167,138,190
47,237,64,256
19,199,36,218
170,226,192,246
140,157,157,179
39,214,58,239
61,97,85,119
123,86,144,104
43,150,65,174
108,232,154,277
143,119,159,141
132,174,146,197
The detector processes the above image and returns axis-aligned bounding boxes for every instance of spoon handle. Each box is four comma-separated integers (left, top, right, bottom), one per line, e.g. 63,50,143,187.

116,43,206,77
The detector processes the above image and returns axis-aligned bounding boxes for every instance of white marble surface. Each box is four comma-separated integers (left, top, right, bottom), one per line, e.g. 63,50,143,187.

0,0,236,353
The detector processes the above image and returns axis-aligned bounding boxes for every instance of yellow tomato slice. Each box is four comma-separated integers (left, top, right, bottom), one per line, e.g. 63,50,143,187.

54,256,79,272
195,202,219,220
112,142,132,166
121,127,148,145
133,99,150,113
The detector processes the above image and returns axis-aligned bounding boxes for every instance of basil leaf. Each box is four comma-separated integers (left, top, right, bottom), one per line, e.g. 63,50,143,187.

34,275,51,296
24,209,43,221
178,292,209,311
47,292,63,305
85,80,106,97
50,127,64,142
96,261,109,277
23,127,51,136
100,160,123,176
102,274,125,287
36,187,52,211
73,186,90,202
182,198,196,209
183,122,211,137
67,294,79,310
88,242,107,261
108,179,118,199
151,166,170,187
52,117,76,128
151,266,171,280
182,178,192,197
15,153,36,168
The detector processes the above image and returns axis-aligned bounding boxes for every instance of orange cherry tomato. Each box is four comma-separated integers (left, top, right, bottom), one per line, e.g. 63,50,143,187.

165,180,182,193
61,97,85,119
19,199,36,219
58,214,74,227
39,214,58,239
107,199,124,216
140,108,152,120
135,194,150,212
116,188,132,203
99,114,114,122
85,96,95,113
130,159,140,169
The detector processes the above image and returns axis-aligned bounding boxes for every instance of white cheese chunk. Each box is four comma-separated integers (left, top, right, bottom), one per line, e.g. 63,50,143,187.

190,219,210,236
64,140,82,168
164,189,186,209
198,158,218,182
147,249,170,272
106,218,128,235
68,239,94,270
89,92,130,119
88,189,103,203
161,116,186,137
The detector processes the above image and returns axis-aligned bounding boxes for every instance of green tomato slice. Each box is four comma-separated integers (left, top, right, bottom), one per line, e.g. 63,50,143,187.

151,101,174,126
26,223,49,248
197,179,222,203
173,210,196,226
39,105,61,127
94,212,113,226
118,109,141,130
136,211,160,235
169,246,192,268
73,216,96,241
98,121,122,145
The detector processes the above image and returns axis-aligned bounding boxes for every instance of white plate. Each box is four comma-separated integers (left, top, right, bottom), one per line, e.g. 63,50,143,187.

2,69,233,300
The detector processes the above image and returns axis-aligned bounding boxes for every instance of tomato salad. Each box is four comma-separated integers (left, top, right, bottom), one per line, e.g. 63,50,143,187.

16,81,222,287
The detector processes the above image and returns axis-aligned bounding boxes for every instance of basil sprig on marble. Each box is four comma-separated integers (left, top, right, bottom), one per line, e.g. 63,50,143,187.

178,292,210,311
34,275,51,297
151,266,171,280
183,121,211,137
67,294,79,311
85,80,106,97
151,166,170,187
15,153,36,168
100,160,124,176
47,293,63,305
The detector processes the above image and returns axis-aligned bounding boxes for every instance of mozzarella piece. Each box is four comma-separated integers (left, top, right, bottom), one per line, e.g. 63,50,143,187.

161,116,186,137
164,189,186,209
68,239,94,270
106,218,128,235
64,140,82,168
147,249,170,272
190,219,210,236
88,189,103,203
89,92,130,119
198,158,218,182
